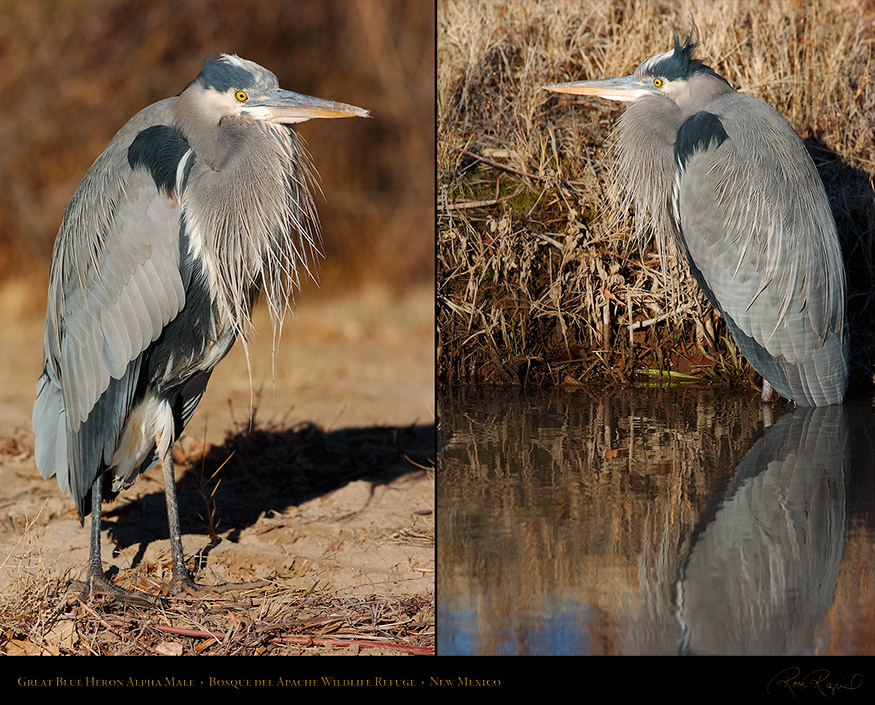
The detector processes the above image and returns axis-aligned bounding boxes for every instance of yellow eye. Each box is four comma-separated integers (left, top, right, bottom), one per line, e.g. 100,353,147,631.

653,78,663,88
235,91,248,102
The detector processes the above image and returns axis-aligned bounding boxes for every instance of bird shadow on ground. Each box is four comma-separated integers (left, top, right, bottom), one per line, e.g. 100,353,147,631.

101,419,435,575
806,135,875,397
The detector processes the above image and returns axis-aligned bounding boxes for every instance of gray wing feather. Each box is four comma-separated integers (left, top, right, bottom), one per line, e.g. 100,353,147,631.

33,375,68,490
33,98,187,511
676,93,847,406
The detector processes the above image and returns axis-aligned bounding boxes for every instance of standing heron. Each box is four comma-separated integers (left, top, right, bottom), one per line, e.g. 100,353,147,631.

542,30,848,407
33,54,368,602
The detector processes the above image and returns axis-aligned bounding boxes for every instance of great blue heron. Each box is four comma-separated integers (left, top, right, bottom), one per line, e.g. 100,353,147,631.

542,31,848,407
32,54,368,603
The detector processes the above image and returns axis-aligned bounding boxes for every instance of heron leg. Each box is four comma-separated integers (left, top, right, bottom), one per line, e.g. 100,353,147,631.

760,380,775,428
87,472,103,579
160,446,268,595
75,472,158,607
160,447,198,592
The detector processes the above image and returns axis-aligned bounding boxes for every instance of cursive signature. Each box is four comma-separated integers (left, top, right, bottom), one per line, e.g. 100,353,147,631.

767,667,863,698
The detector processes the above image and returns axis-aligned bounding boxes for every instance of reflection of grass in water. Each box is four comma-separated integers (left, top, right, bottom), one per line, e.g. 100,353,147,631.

437,386,766,654
438,0,875,391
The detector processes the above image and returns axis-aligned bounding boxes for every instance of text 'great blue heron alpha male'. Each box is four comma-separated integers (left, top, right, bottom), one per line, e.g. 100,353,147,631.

543,31,848,407
33,54,368,603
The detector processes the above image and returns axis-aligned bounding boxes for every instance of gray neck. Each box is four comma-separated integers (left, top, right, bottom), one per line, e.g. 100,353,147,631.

172,88,242,171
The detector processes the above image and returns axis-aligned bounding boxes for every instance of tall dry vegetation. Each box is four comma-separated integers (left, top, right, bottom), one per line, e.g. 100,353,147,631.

438,0,875,392
0,0,434,300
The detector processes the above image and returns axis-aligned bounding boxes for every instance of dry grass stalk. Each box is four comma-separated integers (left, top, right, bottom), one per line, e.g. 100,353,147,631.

0,414,434,656
0,569,434,655
438,0,875,392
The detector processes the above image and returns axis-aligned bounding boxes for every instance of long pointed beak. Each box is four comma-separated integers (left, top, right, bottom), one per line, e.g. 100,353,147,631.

259,88,370,124
541,75,655,103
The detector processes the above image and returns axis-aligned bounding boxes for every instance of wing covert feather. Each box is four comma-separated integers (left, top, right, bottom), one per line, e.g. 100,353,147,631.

33,98,189,506
675,93,847,406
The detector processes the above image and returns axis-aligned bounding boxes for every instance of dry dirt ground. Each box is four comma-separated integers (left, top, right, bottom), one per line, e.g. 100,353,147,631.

0,281,434,656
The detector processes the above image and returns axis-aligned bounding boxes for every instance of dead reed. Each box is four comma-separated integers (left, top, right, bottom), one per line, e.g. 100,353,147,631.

438,0,875,393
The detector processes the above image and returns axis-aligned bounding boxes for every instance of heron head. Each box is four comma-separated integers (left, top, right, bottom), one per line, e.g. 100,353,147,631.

183,54,370,126
541,29,730,108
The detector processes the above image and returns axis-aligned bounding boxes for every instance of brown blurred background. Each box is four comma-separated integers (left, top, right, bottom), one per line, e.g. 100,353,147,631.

0,0,434,296
0,1,434,642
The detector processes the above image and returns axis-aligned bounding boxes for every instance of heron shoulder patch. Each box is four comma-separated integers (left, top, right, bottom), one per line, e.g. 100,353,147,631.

128,125,191,196
674,112,729,170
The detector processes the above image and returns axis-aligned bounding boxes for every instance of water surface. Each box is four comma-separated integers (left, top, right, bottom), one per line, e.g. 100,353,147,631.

438,385,875,655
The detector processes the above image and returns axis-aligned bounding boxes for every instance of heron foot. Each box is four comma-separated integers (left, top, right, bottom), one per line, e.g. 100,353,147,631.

169,569,270,596
71,570,163,609
72,569,268,607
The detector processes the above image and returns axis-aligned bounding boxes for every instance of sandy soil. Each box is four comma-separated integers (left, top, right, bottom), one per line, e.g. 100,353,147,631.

0,281,434,655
